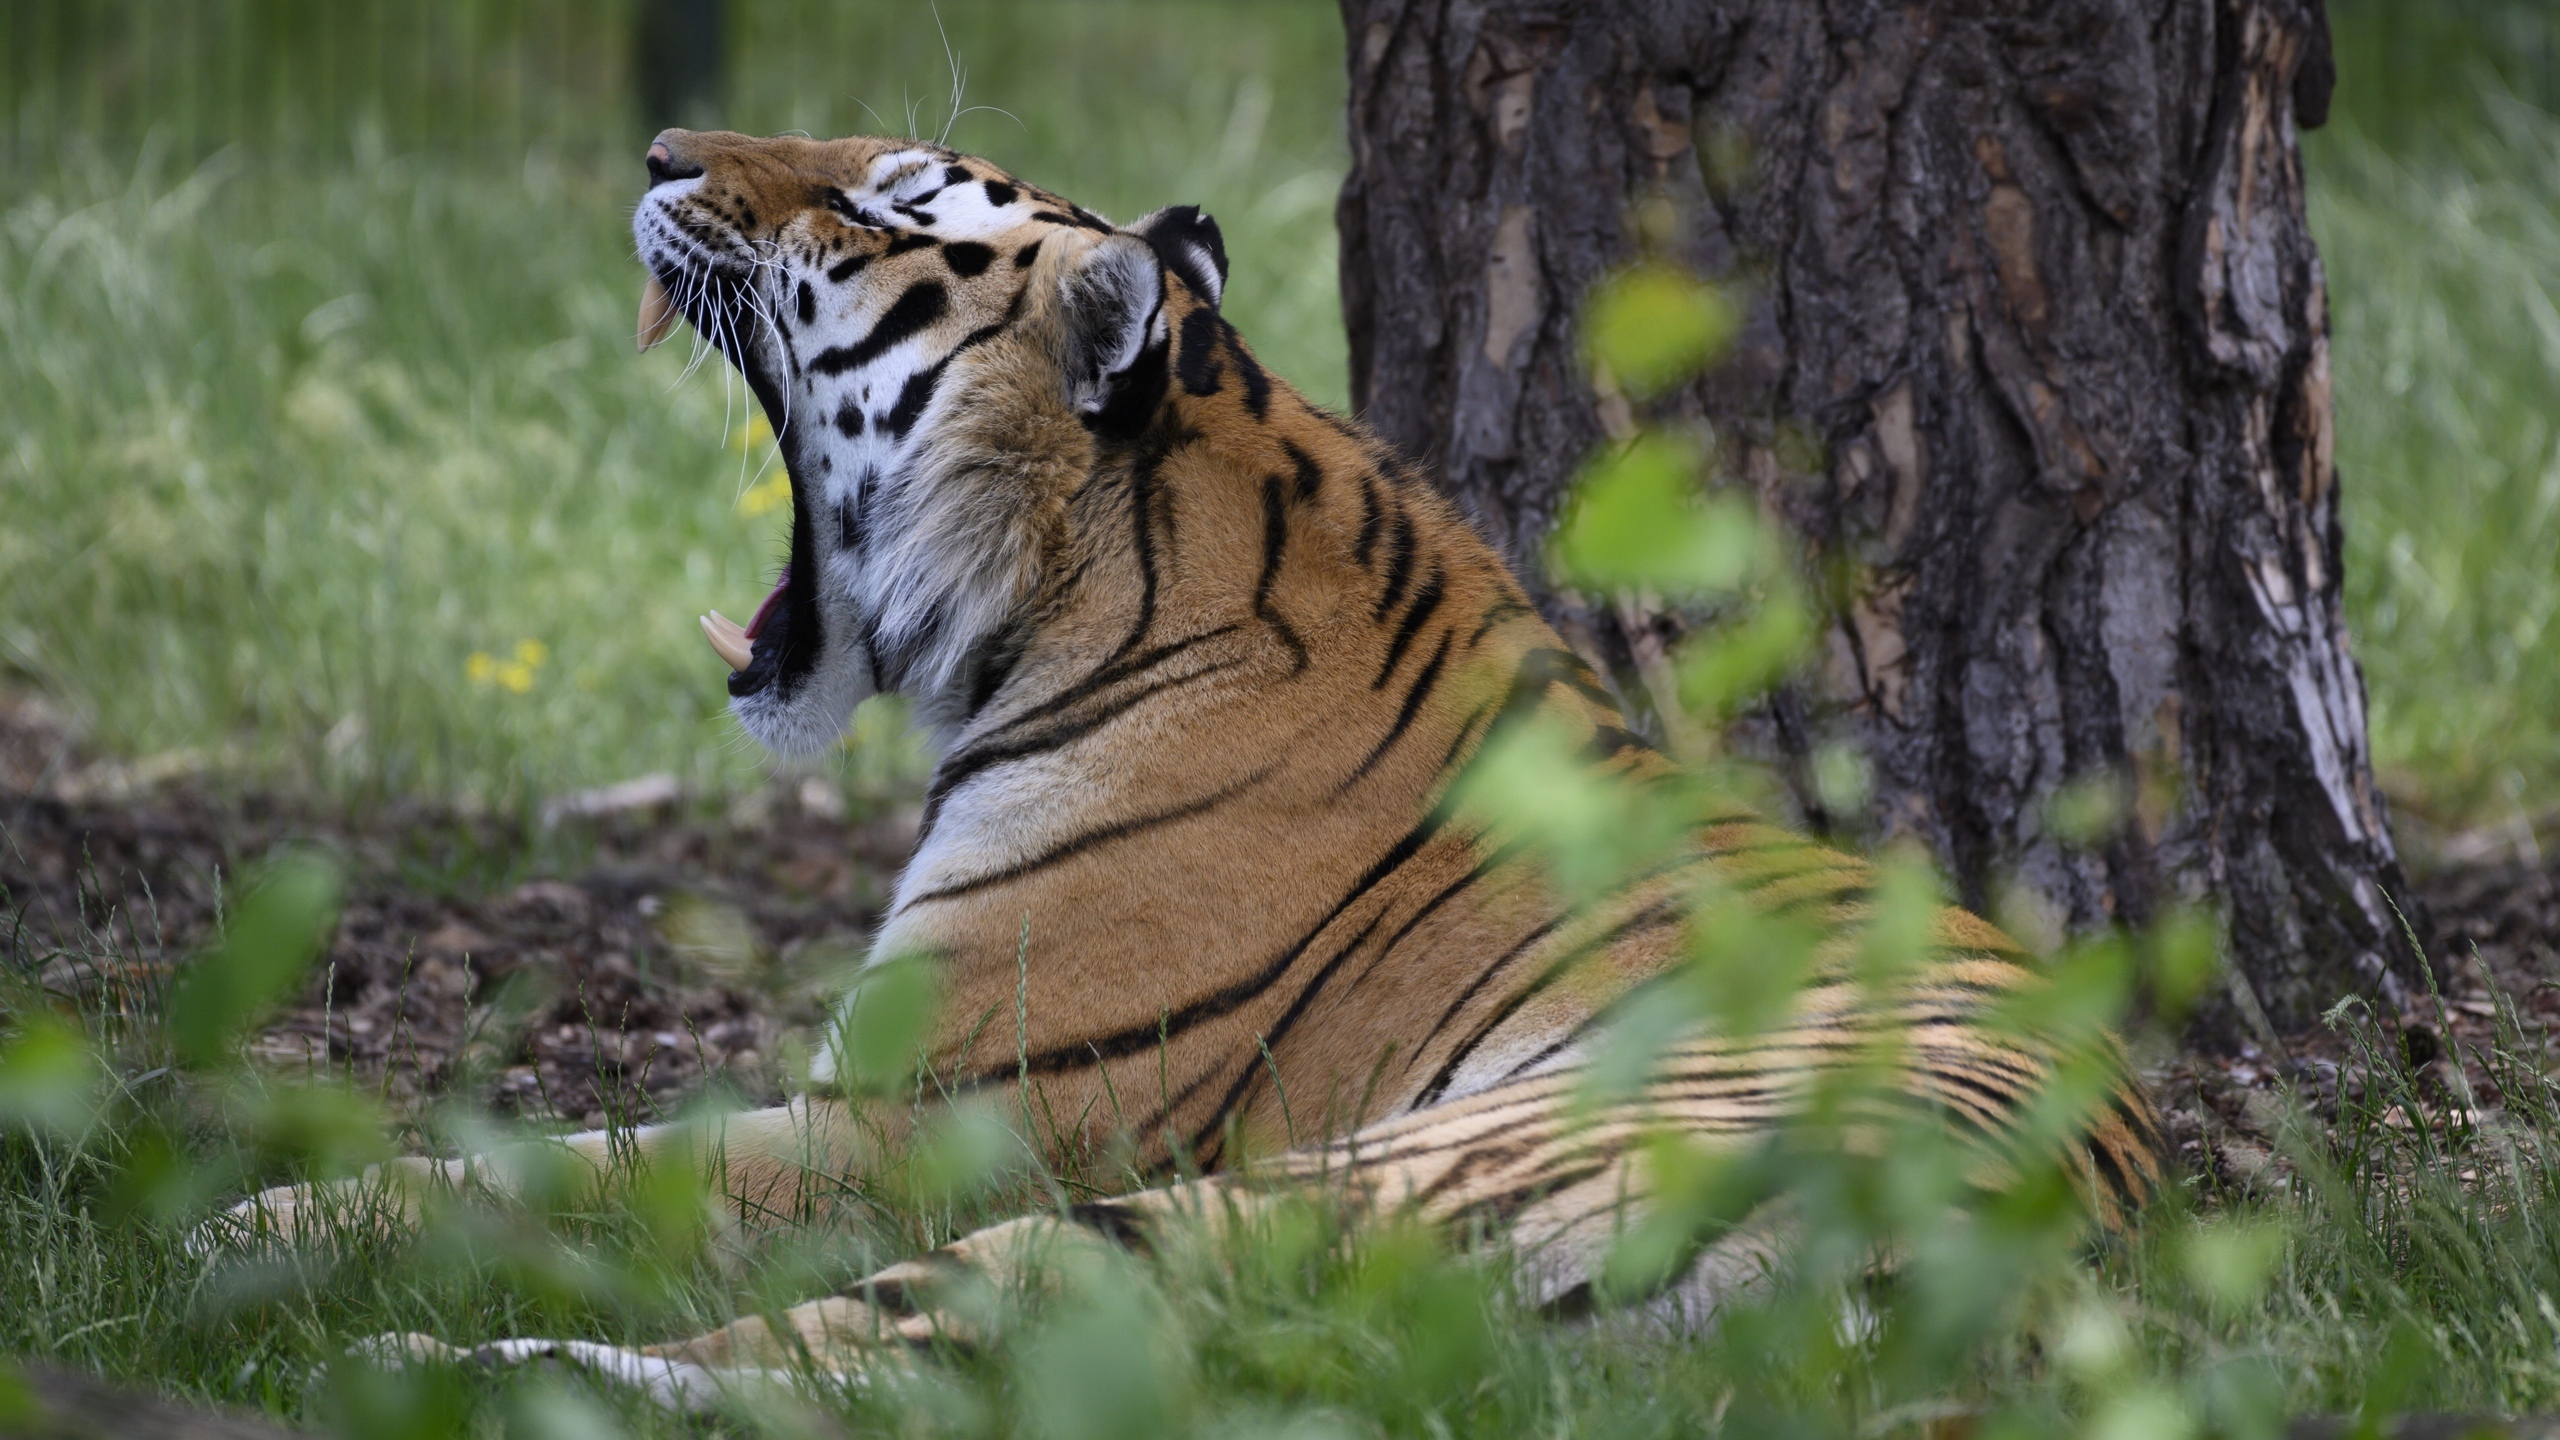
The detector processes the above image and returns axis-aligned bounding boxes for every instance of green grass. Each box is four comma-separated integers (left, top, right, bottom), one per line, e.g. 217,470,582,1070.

12,3,2560,1437
0,0,1346,807
8,0,2560,829
7,862,2560,1439
2308,0,2560,825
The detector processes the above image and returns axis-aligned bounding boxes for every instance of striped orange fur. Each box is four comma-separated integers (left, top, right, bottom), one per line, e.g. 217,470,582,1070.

234,129,2164,1386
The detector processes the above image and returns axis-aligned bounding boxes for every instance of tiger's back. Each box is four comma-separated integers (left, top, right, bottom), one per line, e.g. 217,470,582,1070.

247,129,2163,1377
618,125,2165,1222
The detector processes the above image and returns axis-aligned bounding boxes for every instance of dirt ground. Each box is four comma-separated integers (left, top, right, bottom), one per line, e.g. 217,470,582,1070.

0,692,912,1129
3,688,2550,1176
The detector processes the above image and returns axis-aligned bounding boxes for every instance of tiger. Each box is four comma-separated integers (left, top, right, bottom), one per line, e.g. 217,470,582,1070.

232,127,2165,1394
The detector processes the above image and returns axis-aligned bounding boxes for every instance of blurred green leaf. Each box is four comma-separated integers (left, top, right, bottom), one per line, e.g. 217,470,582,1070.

907,1103,1019,1206
1811,741,1872,815
2055,1299,2136,1384
167,854,343,1069
1992,936,2135,1056
629,1142,714,1268
1014,1256,1189,1440
1854,851,1944,991
1550,434,1764,597
2086,1387,2194,1440
2048,774,2126,847
1342,1224,1496,1415
1683,886,1821,1038
0,1015,101,1137
1454,715,1690,902
1599,1133,1762,1303
239,1080,393,1177
2180,1218,2287,1315
503,1376,629,1440
827,952,941,1097
0,1361,33,1429
1577,985,1697,1113
1672,589,1814,720
323,1355,473,1440
2144,906,2223,1021
103,1119,241,1227
1584,263,1739,399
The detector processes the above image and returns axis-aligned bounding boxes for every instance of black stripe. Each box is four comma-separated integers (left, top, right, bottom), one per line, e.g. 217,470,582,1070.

811,280,947,375
1284,441,1323,503
1419,896,1687,1104
2110,1091,2167,1167
881,355,951,437
826,252,870,283
1367,853,1500,975
1373,565,1446,688
985,180,1020,209
1222,319,1270,419
796,280,815,325
1584,725,1652,762
885,231,940,255
1192,908,1391,1151
1468,598,1534,647
973,623,1237,752
1064,1202,1153,1254
994,812,1449,1079
1175,307,1223,396
1100,427,1192,668
1482,903,1694,1080
943,241,995,277
902,769,1269,908
1370,508,1417,621
1436,699,1497,776
1344,631,1451,789
919,648,1245,840
1409,917,1566,1098
961,621,1027,719
1255,477,1308,672
2084,1136,2137,1211
1354,474,1383,568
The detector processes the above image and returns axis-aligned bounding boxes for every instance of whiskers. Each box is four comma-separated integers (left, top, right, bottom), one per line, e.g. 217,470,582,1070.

928,6,1020,144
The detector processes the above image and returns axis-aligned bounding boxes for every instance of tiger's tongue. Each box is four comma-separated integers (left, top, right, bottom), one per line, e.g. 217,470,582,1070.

745,566,791,640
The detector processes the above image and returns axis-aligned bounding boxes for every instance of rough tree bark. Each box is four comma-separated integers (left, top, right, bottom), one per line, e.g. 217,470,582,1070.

1336,0,2425,1035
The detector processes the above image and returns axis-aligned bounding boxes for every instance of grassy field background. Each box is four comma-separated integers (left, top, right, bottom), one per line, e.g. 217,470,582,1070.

0,0,1346,806
3,0,2557,828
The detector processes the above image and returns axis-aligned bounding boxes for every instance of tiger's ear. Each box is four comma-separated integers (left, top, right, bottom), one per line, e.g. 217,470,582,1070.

1129,205,1228,311
1057,232,1171,439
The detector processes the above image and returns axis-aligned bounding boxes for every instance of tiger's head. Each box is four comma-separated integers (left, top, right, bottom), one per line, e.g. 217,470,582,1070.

634,128,1231,752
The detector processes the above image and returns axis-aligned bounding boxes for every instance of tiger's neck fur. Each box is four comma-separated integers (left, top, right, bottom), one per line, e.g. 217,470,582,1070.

852,277,1652,1165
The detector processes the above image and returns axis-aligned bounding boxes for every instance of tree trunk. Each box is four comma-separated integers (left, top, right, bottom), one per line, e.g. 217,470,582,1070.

1336,0,2425,1036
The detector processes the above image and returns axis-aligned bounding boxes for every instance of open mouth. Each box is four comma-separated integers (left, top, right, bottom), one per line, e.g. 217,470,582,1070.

640,262,822,704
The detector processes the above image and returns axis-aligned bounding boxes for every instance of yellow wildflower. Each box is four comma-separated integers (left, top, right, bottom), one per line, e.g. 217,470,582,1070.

740,473,793,517
468,641,545,692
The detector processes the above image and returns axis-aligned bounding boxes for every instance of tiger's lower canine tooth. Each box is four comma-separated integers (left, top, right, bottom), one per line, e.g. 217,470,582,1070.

701,612,752,671
639,275,679,352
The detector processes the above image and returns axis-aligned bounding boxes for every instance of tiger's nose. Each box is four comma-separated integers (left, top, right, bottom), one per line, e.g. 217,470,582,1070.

646,131,704,186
